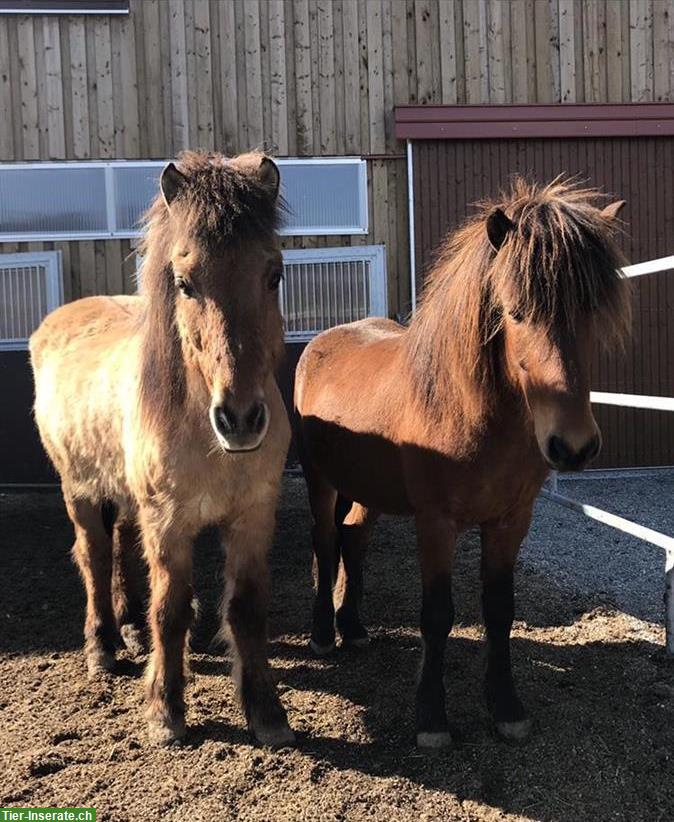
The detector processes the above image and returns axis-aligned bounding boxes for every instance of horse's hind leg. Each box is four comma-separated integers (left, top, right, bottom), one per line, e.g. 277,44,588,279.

112,517,147,657
480,511,532,741
335,502,378,648
306,473,339,656
65,493,117,678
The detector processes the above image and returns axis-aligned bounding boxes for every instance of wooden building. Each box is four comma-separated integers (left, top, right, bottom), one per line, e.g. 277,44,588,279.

1,0,674,481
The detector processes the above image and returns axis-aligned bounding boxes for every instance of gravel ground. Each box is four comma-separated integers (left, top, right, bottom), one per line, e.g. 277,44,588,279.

526,470,674,623
1,475,673,821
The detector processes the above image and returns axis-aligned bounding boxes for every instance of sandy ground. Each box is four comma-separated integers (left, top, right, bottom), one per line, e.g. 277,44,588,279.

1,475,673,822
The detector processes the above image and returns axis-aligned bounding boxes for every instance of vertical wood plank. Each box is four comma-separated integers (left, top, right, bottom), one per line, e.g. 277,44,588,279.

43,17,65,158
487,0,511,103
169,0,189,152
414,0,434,105
342,0,360,153
606,0,625,102
17,16,39,159
94,17,114,158
269,0,289,153
438,0,457,104
142,0,164,156
630,0,654,102
558,0,576,101
118,12,139,157
244,0,263,148
0,20,13,159
194,0,214,149
294,0,313,154
317,0,336,153
653,0,671,101
219,0,238,152
68,18,90,158
510,0,529,102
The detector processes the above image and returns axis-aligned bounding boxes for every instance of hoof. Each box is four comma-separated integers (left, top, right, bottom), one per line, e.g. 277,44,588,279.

147,716,186,747
86,650,115,680
119,624,145,657
495,717,532,742
309,638,336,657
252,722,296,749
416,730,453,750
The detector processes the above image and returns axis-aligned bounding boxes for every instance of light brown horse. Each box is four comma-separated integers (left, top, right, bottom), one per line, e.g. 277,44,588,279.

30,151,294,748
294,179,630,749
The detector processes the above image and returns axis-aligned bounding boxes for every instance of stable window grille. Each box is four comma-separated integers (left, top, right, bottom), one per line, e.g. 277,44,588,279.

280,246,387,341
0,158,368,242
0,252,63,351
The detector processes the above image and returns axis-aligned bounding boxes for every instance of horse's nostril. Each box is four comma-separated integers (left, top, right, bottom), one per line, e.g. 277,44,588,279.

547,434,570,465
214,404,238,436
246,402,267,435
583,434,601,463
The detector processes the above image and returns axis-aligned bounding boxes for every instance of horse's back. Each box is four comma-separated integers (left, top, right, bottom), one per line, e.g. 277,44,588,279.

295,317,403,409
30,295,142,365
30,295,143,501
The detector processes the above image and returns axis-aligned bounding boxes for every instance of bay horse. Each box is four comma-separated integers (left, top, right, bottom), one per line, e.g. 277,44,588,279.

30,151,295,748
294,179,630,749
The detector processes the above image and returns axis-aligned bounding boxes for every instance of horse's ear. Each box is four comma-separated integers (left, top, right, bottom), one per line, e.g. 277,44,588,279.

160,162,187,208
486,207,515,251
600,200,626,221
258,156,280,200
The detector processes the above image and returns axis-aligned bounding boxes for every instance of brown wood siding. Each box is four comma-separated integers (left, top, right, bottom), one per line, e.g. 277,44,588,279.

412,136,674,469
3,1,674,317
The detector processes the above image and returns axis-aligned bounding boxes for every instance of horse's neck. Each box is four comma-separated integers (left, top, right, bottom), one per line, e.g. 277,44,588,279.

403,305,524,447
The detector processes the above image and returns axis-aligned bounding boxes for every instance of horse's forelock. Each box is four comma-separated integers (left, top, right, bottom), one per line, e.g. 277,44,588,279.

406,177,631,429
136,150,283,433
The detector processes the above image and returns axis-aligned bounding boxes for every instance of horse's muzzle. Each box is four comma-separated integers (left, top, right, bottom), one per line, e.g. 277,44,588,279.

545,432,601,472
210,399,270,452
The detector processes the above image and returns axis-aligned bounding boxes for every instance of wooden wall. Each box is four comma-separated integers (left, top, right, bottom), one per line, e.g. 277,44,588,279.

412,135,674,468
2,0,674,314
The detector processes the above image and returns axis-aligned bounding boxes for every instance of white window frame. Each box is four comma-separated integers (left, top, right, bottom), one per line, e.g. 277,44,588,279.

0,157,368,242
281,245,387,342
0,251,63,351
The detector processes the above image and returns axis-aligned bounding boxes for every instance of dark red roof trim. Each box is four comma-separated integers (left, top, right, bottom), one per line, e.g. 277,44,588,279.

395,103,674,140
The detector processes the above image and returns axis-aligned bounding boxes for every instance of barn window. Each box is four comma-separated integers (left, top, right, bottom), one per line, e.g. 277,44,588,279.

0,252,63,351
0,158,368,241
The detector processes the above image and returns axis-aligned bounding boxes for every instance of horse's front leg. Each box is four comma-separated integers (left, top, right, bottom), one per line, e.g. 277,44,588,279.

480,510,533,741
415,509,457,750
221,503,294,748
140,513,194,746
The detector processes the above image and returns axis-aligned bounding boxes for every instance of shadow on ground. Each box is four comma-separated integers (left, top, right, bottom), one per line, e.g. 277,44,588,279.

1,480,672,821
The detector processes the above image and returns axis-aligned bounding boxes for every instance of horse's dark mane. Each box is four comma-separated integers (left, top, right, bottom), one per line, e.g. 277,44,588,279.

137,150,282,431
405,176,631,429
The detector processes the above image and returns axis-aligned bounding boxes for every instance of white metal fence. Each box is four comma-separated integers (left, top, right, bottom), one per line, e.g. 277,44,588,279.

541,254,674,654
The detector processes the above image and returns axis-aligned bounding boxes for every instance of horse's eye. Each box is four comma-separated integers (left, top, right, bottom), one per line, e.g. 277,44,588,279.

175,277,195,298
509,308,524,324
269,267,284,291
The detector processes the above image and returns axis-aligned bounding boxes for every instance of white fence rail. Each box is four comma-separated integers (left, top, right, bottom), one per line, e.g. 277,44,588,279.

543,254,674,655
